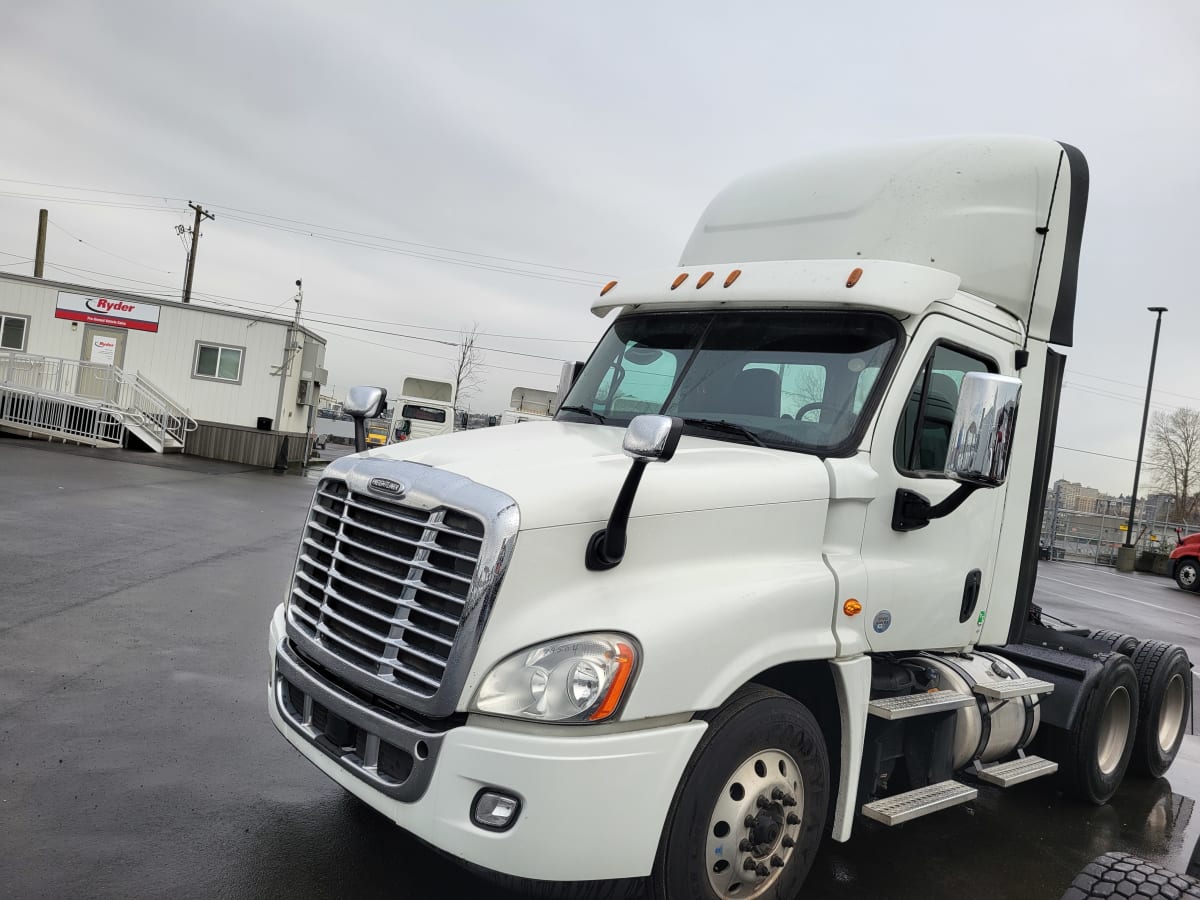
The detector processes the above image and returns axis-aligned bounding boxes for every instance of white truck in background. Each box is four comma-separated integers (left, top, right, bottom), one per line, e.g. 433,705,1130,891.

267,136,1192,900
390,376,455,442
498,386,558,425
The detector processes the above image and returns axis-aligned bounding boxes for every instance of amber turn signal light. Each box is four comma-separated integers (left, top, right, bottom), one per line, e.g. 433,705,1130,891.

843,599,863,617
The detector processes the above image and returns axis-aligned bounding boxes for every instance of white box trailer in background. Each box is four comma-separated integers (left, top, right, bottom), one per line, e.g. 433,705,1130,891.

390,376,455,442
498,386,557,425
269,137,1193,900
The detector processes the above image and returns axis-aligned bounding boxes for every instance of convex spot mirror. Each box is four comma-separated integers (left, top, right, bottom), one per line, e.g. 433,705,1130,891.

944,372,1022,488
344,385,388,419
623,414,683,463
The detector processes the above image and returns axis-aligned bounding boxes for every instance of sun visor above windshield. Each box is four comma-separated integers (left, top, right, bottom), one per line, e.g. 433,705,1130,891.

678,136,1088,346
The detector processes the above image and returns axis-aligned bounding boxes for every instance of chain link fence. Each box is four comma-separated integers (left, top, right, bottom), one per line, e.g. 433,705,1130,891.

1039,496,1190,567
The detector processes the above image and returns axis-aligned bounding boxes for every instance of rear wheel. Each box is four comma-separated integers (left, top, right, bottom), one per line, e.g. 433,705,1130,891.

1086,629,1138,656
1175,558,1200,591
1129,640,1192,778
649,685,829,900
1041,652,1139,804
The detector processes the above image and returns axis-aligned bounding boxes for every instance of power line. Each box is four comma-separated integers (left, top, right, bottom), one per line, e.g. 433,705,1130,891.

218,212,601,286
48,220,175,274
316,325,560,378
0,176,612,279
0,190,186,213
1070,369,1200,405
293,308,596,343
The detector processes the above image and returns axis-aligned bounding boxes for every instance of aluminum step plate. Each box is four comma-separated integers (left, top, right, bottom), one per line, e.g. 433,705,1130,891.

868,691,975,720
975,755,1058,788
972,677,1054,700
861,780,978,826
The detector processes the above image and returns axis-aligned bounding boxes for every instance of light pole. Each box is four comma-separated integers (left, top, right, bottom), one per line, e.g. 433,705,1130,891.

1120,306,1168,569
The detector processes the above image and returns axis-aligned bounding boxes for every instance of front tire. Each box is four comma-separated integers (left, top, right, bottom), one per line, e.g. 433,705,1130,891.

649,685,829,900
1175,558,1200,591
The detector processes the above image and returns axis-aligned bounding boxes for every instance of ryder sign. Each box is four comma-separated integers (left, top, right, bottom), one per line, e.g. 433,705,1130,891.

55,291,161,333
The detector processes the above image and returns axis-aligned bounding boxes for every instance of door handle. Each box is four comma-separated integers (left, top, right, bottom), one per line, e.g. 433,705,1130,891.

960,569,982,623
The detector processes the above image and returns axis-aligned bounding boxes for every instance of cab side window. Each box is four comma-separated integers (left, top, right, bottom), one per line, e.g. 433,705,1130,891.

895,345,994,474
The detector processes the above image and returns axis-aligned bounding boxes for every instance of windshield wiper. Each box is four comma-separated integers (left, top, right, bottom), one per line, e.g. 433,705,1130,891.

680,417,766,447
558,405,607,424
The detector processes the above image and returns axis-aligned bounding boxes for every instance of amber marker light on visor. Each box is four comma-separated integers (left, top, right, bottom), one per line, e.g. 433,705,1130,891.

846,267,864,288
589,641,637,721
724,269,742,288
600,280,618,296
843,599,863,617
671,273,689,290
696,271,714,288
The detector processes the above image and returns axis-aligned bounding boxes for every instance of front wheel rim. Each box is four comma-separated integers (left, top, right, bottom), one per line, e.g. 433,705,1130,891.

1182,565,1197,587
705,749,804,899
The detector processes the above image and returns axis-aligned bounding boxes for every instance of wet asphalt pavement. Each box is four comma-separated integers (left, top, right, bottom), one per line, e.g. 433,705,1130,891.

3,434,1200,899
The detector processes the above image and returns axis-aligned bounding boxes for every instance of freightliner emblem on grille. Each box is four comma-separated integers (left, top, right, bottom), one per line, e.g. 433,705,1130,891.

368,477,406,497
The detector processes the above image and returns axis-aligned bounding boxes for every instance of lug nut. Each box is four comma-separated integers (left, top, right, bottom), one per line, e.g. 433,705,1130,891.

771,855,785,869
781,835,795,848
743,858,759,872
744,815,756,828
756,795,771,809
739,839,754,852
771,788,785,801
756,863,770,877
786,813,801,826
782,793,797,807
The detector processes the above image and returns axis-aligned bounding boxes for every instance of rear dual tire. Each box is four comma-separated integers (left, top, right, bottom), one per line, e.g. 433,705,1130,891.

1130,640,1192,779
1040,652,1139,804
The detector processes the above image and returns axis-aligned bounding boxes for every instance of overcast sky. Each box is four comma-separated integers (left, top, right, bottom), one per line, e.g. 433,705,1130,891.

1,0,1197,494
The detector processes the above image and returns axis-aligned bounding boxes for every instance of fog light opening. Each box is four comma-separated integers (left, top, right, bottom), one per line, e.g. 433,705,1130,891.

414,740,429,761
472,789,521,832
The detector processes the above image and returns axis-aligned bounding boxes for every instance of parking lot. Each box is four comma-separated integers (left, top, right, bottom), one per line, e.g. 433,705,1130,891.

3,436,1199,899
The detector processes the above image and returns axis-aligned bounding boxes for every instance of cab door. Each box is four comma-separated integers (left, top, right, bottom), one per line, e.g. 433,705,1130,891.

857,314,1013,652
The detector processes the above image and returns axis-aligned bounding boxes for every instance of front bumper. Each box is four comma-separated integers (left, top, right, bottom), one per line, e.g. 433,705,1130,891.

267,604,707,881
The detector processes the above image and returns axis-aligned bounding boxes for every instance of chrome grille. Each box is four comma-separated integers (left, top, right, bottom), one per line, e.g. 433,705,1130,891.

289,478,486,698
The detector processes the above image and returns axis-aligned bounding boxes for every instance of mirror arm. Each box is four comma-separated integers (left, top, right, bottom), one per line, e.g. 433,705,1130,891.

353,417,368,454
586,460,649,570
892,483,981,532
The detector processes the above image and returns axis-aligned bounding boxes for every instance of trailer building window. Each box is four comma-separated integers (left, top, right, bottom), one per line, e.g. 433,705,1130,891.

1,312,29,351
193,342,244,383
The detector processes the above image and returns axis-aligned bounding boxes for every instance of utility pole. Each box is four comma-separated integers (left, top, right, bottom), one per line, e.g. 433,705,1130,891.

34,209,48,277
181,202,215,303
1119,306,1168,570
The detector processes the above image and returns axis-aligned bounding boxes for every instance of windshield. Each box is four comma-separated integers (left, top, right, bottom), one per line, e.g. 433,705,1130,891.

557,310,901,453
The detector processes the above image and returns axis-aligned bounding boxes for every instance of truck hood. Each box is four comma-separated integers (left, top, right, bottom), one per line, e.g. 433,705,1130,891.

363,421,830,530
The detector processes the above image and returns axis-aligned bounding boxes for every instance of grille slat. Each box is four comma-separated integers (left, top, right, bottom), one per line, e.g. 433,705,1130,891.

289,478,485,703
343,494,483,542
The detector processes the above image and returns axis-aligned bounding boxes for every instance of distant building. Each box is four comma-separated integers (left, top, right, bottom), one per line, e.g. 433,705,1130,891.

1053,479,1103,513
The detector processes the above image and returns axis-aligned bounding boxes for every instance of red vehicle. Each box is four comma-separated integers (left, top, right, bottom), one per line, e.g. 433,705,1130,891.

1170,532,1200,590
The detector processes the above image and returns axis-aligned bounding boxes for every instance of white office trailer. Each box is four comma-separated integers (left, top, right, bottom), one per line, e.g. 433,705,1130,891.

0,272,328,466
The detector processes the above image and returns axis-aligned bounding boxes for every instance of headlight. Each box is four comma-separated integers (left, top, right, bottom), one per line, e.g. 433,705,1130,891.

472,633,639,723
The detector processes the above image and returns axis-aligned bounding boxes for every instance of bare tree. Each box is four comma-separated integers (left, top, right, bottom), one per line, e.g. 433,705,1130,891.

1149,407,1200,523
451,322,485,408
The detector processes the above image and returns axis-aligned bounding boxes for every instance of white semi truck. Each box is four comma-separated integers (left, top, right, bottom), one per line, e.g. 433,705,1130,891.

267,136,1192,899
389,376,455,442
499,386,558,425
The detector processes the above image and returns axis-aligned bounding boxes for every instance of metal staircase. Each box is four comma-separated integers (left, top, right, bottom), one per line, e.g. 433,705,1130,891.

0,351,197,453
